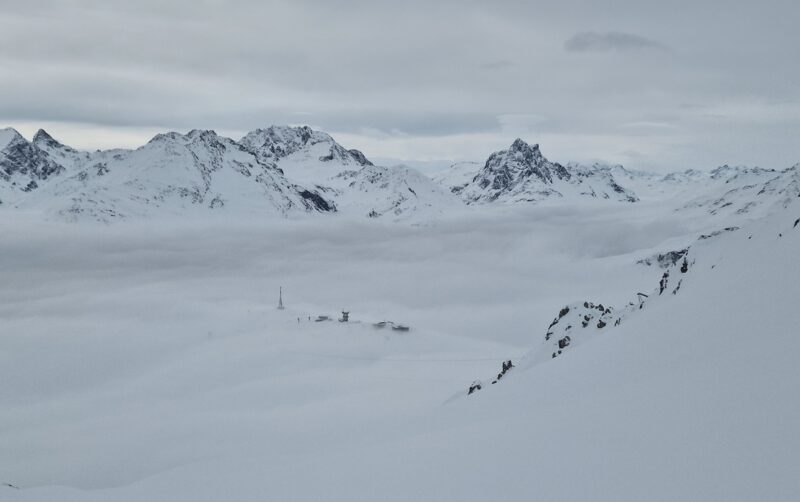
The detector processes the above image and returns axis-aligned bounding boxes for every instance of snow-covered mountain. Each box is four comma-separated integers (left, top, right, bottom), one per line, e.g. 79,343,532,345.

1,125,464,223
431,161,482,195
333,164,460,220
240,126,458,221
677,164,800,220
456,138,638,204
5,129,335,222
3,125,799,226
240,125,372,170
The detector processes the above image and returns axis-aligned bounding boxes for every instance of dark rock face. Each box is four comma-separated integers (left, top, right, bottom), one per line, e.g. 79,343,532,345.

492,360,515,383
1,131,63,181
543,300,619,360
659,271,670,295
468,359,515,395
298,189,336,212
347,149,373,166
472,139,570,199
638,249,689,269
319,144,373,166
32,128,66,150
699,227,740,240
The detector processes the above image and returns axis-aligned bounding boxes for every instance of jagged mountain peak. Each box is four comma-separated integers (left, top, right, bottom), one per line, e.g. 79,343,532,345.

0,127,26,150
499,138,547,167
186,129,220,140
476,138,566,186
240,125,372,167
508,137,541,155
141,130,242,159
0,127,63,182
510,137,536,149
660,169,706,183
147,129,222,145
147,131,183,144
31,129,82,156
708,164,776,180
32,128,57,145
241,125,330,152
460,139,636,204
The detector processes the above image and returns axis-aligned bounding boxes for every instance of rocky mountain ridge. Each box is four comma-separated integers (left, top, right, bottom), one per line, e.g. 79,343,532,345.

3,126,798,223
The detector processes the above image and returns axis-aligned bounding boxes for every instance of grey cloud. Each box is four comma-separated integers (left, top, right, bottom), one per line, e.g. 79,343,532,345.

564,31,667,53
1,1,799,171
480,60,515,70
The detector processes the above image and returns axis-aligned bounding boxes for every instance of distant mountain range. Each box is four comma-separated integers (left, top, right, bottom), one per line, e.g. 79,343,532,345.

2,126,798,223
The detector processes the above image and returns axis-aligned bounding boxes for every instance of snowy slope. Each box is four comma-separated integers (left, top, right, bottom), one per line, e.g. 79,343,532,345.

472,203,799,385
592,163,676,200
677,164,799,221
333,164,461,220
431,161,482,195
3,189,798,502
449,207,800,501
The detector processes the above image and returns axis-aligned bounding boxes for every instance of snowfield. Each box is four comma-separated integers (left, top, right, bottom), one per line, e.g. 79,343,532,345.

1,126,799,501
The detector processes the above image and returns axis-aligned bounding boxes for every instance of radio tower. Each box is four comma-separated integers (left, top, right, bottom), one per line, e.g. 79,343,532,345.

277,286,285,310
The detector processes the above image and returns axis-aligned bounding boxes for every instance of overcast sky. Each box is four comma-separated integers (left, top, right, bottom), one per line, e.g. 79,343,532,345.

1,0,799,171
